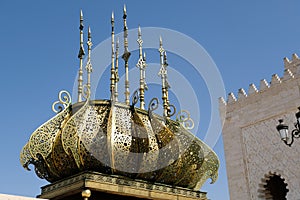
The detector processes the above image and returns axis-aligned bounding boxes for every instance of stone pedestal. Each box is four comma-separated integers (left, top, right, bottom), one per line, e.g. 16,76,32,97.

38,171,207,200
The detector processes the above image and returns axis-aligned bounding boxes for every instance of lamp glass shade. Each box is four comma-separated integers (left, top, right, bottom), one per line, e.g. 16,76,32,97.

276,120,289,141
279,128,289,141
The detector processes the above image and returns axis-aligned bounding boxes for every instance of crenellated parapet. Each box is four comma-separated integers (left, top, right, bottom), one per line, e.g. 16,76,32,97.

219,53,300,115
284,53,300,75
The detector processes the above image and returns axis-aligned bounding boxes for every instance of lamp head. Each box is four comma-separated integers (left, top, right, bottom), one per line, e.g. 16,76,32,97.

276,119,289,141
295,107,300,125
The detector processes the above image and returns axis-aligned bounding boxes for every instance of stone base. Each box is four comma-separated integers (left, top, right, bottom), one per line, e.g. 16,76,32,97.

38,171,207,200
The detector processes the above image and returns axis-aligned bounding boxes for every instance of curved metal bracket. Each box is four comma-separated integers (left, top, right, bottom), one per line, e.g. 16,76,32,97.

167,104,176,117
82,84,91,100
176,110,194,130
148,98,159,120
131,89,139,107
52,90,72,113
285,123,300,146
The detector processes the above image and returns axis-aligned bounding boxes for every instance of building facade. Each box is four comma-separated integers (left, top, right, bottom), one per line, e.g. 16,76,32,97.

220,54,300,199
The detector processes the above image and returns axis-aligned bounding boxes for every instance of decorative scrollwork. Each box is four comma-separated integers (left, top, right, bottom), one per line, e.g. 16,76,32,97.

131,90,139,107
148,98,159,112
52,90,72,113
61,96,91,168
149,98,159,112
148,98,159,120
176,110,194,130
21,101,220,189
167,104,176,117
292,122,300,138
82,84,91,100
20,143,32,171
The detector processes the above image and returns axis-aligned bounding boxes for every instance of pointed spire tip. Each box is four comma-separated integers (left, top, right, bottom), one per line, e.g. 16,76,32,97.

123,4,127,13
123,4,127,19
88,26,91,39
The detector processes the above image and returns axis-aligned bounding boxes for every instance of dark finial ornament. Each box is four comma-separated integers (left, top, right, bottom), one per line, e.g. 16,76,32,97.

123,4,127,19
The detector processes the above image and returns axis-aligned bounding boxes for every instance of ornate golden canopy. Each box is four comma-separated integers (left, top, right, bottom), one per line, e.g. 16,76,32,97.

20,7,219,191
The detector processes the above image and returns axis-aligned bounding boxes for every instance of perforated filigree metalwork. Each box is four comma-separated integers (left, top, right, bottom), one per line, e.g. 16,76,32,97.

21,99,219,190
107,104,133,173
61,100,89,168
80,104,111,172
20,90,72,177
136,113,159,175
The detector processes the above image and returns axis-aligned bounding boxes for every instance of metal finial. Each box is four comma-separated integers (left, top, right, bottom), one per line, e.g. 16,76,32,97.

114,37,120,101
80,10,83,20
110,11,116,102
159,36,165,55
86,26,93,92
158,37,170,118
143,52,148,91
79,10,84,31
164,51,168,66
116,37,119,48
123,4,127,16
111,12,115,34
122,5,131,105
136,26,147,109
77,9,85,102
78,10,85,57
159,36,162,46
116,37,120,51
88,26,91,39
138,25,141,36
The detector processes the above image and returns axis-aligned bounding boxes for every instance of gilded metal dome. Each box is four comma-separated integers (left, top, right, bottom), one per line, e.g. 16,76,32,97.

20,7,219,191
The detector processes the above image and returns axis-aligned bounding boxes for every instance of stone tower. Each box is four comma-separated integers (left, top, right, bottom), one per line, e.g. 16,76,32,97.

219,53,300,199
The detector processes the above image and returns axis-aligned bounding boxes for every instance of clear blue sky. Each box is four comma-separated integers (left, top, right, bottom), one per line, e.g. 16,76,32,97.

1,1,300,200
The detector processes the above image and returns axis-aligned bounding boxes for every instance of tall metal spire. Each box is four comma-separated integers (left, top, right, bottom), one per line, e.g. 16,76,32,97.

77,9,86,102
122,4,131,105
143,52,148,91
158,37,170,118
136,26,147,109
164,51,171,113
110,11,116,101
86,26,93,92
114,38,120,101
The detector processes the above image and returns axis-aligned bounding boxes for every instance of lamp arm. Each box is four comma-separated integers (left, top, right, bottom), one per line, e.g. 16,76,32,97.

285,126,300,147
292,122,300,138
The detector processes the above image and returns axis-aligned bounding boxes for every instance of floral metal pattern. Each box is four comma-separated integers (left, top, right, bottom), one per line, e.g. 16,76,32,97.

20,94,219,190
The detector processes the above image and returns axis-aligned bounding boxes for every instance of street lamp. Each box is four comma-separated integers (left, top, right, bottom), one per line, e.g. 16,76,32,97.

276,107,300,146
